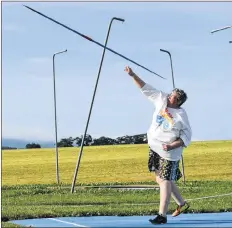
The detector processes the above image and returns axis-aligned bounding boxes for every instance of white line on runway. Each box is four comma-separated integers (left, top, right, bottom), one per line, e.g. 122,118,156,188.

47,218,89,227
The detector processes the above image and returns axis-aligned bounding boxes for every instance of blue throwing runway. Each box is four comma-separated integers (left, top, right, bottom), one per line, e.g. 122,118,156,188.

10,212,232,227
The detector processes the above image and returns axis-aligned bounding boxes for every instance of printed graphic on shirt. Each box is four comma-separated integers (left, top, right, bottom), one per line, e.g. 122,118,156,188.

156,108,174,131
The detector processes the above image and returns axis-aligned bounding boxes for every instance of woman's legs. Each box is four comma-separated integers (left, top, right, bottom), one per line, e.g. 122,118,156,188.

155,174,185,216
171,181,185,206
155,174,172,216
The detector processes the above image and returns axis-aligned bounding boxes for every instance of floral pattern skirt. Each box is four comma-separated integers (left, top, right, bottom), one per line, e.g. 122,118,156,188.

148,148,182,181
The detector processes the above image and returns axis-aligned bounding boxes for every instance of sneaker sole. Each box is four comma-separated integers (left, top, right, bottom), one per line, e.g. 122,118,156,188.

149,220,167,224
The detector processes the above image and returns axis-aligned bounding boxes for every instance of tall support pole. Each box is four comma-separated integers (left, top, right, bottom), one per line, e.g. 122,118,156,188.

70,17,124,193
53,49,67,184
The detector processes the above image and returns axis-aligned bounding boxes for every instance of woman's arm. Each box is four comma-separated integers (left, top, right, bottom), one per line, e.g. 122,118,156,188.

124,66,167,104
163,111,192,151
179,111,192,147
124,66,145,88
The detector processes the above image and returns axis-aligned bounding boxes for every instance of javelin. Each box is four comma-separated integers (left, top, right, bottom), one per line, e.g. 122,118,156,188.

23,5,165,79
211,25,232,34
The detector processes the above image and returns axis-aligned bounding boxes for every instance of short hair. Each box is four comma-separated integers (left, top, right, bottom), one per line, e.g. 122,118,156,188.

172,88,188,107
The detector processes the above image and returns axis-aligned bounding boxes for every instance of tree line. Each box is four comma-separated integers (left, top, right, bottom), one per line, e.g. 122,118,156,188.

56,134,147,147
3,143,42,149
2,134,148,149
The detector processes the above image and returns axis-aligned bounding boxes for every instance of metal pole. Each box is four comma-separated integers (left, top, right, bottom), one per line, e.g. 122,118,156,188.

211,25,232,34
160,48,186,184
211,25,232,44
160,49,175,88
70,17,124,193
23,5,165,79
53,49,67,184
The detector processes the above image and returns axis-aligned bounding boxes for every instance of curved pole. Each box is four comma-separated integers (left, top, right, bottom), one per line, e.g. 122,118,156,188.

52,49,67,184
70,17,124,193
160,48,186,184
160,49,175,88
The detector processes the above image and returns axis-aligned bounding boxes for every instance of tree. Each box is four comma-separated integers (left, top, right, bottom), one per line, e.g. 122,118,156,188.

2,146,17,150
92,136,116,146
57,137,74,147
25,143,41,149
116,135,133,144
143,134,148,143
74,137,82,147
133,134,147,144
80,134,93,146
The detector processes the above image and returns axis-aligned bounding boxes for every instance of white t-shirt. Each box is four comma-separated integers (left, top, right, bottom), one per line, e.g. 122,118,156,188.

141,83,192,161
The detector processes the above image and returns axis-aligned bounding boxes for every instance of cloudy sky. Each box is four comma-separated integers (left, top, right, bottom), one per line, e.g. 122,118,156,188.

2,1,232,141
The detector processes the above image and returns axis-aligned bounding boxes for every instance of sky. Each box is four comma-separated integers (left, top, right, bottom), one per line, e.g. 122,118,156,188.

2,1,232,142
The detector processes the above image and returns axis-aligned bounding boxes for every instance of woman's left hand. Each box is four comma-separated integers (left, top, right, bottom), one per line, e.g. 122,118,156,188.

162,144,173,151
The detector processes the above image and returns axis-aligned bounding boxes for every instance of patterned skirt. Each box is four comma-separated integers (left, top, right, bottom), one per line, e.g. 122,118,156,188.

148,148,182,181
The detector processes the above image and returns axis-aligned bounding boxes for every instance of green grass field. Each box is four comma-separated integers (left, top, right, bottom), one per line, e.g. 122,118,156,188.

2,140,232,227
2,140,232,185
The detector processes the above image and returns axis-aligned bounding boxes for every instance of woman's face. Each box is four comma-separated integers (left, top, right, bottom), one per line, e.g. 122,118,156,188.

168,91,179,107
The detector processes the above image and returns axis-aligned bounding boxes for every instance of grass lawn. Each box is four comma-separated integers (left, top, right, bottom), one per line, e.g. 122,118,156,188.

2,140,232,185
2,140,232,227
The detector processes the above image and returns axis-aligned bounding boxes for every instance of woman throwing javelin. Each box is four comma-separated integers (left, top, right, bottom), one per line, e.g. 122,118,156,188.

125,66,192,225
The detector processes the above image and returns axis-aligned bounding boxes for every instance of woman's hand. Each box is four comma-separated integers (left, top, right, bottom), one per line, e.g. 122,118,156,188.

124,66,135,77
162,144,173,151
162,138,184,151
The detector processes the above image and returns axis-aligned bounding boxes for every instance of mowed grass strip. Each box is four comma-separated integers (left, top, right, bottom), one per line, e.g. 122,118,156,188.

2,141,232,185
2,181,232,222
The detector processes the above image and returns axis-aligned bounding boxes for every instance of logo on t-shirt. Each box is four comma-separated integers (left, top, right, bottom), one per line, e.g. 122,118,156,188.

156,108,174,131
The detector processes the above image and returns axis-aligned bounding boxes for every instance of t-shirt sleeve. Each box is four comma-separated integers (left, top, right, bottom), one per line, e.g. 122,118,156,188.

179,112,192,147
140,83,167,105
